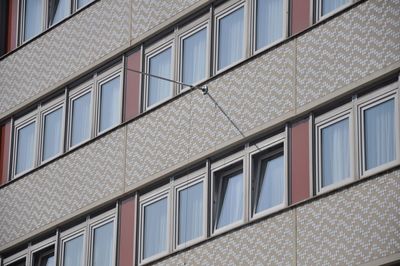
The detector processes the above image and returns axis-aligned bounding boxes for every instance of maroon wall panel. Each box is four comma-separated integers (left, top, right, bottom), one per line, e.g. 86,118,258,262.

0,121,11,186
6,0,18,53
290,0,311,35
118,195,137,266
124,50,141,122
290,119,310,204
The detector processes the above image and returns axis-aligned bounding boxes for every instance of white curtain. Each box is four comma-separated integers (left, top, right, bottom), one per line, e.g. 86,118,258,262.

182,28,207,85
178,182,203,245
256,0,283,50
16,122,36,174
216,171,243,229
322,0,349,15
321,118,350,187
92,221,114,266
63,235,84,266
143,198,167,259
24,0,43,40
71,92,91,146
148,48,172,107
364,99,395,170
218,7,244,70
49,0,69,26
256,154,284,213
43,108,62,161
100,76,120,132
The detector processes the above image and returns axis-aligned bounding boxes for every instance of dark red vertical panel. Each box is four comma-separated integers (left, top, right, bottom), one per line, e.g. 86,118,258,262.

7,0,18,52
118,195,137,266
0,0,8,56
0,121,11,186
124,50,141,122
290,119,310,204
290,0,311,35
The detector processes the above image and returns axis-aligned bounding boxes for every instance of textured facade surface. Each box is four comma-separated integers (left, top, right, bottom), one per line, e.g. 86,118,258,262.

0,128,125,247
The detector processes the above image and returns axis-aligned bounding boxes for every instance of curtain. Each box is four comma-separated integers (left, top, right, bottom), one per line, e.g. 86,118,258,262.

256,0,283,50
322,0,349,16
63,235,84,266
77,0,92,9
256,154,284,213
182,28,207,85
321,118,350,187
178,182,203,245
148,48,172,106
365,99,395,170
16,122,36,174
24,0,43,40
92,221,114,266
218,7,244,70
43,108,62,161
71,92,91,146
48,0,69,26
143,197,167,259
217,171,243,229
100,76,120,132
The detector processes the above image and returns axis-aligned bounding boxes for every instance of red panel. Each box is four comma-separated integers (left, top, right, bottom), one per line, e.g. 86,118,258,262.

290,119,310,204
124,50,141,122
7,0,18,52
0,121,11,186
291,0,311,35
118,195,137,266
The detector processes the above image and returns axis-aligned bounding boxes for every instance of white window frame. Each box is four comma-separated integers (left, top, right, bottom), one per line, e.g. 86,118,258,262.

19,0,46,43
144,39,175,111
3,249,27,266
251,0,288,55
173,169,207,250
248,133,287,220
60,225,86,266
95,68,123,136
357,83,400,178
12,111,39,179
138,186,171,265
316,0,354,22
47,0,73,28
315,104,355,194
30,235,57,266
177,15,211,92
214,0,248,74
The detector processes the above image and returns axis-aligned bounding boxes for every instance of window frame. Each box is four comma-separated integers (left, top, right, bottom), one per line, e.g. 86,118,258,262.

214,0,248,74
173,169,207,250
144,39,175,111
3,249,27,266
357,83,400,178
30,235,57,266
19,0,46,43
138,186,171,265
59,225,86,266
249,133,287,220
315,104,355,194
47,0,73,28
315,0,354,22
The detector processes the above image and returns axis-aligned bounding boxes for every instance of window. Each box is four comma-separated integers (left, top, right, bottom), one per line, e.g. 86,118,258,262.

14,117,37,176
41,103,64,162
76,0,93,10
90,220,115,266
4,259,26,266
62,233,85,266
317,0,352,19
48,0,70,27
145,44,174,109
22,0,44,42
215,3,245,72
32,246,55,266
98,73,122,134
254,0,285,51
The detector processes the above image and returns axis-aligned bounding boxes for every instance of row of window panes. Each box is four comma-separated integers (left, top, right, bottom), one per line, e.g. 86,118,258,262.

20,0,93,43
12,66,122,178
2,209,116,266
139,133,287,264
316,82,400,193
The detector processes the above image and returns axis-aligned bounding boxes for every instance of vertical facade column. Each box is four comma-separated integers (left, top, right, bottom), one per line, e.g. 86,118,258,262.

123,50,142,122
290,0,312,35
0,120,12,186
118,194,137,266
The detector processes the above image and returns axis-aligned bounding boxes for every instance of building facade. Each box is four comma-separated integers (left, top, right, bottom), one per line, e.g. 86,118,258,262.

0,0,399,265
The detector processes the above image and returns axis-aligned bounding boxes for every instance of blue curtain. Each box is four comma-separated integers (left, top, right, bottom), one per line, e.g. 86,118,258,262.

322,0,349,16
63,235,84,266
148,48,172,107
43,107,63,161
256,0,284,50
24,0,43,40
100,76,121,132
71,92,91,147
182,28,207,85
92,221,114,266
16,122,36,174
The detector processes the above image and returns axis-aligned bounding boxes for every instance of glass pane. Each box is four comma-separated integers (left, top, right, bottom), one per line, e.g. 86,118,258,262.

178,182,203,245
99,76,121,132
71,92,91,147
63,235,84,266
92,221,114,266
48,0,69,26
364,99,395,170
77,0,93,9
143,197,168,259
39,255,54,266
256,0,283,50
42,108,63,161
182,28,207,85
321,0,349,16
256,153,284,213
321,118,350,187
33,247,55,266
218,7,244,70
16,122,36,175
24,0,43,41
216,170,243,229
148,48,172,107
